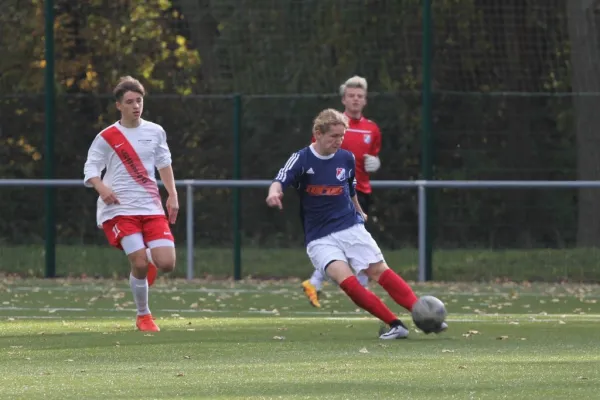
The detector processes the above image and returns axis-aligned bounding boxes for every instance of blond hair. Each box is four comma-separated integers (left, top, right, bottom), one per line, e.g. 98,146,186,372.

339,75,368,96
312,108,348,134
113,76,145,101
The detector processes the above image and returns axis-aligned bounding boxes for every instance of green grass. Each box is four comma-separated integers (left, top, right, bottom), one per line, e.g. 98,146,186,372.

2,245,600,282
0,278,599,399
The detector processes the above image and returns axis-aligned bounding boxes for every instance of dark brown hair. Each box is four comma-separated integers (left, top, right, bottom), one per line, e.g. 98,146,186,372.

113,76,145,101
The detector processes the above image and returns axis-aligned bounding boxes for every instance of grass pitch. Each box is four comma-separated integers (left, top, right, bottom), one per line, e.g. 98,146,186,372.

0,278,599,399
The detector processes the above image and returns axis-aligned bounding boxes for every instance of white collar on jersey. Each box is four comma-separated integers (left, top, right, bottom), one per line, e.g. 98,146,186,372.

117,119,146,129
309,144,336,160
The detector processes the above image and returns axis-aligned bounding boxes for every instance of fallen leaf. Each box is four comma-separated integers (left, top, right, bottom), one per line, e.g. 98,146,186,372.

496,336,509,340
442,349,455,353
176,372,184,377
359,347,369,353
273,336,285,340
458,365,467,369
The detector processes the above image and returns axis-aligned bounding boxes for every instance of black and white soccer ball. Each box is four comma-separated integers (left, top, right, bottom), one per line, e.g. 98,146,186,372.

411,295,447,332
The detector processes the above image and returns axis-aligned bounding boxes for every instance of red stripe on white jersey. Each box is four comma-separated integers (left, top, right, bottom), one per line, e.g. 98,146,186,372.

101,126,162,208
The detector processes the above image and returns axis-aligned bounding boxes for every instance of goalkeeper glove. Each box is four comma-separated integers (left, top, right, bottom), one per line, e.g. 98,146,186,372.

364,154,381,173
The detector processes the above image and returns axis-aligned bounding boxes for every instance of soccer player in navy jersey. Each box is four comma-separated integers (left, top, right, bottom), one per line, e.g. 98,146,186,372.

302,76,380,307
266,109,447,339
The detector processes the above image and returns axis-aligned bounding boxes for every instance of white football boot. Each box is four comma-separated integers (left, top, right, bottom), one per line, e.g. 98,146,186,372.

379,321,410,339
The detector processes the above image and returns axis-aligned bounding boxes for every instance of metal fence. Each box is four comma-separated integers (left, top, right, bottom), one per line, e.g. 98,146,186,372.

3,179,600,282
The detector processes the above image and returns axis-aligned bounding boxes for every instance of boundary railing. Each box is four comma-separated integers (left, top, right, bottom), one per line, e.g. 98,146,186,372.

2,179,600,281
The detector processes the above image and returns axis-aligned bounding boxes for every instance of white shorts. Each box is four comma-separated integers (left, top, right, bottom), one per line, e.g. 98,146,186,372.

306,224,384,276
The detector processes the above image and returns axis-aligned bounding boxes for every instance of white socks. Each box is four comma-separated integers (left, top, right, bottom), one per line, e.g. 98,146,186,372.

357,273,369,288
129,274,150,316
309,269,325,291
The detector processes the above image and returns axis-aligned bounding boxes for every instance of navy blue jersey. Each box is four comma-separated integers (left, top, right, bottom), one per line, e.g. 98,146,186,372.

274,145,364,244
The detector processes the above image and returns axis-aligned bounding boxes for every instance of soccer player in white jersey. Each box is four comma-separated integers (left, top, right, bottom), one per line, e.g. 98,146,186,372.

83,76,178,332
266,109,447,338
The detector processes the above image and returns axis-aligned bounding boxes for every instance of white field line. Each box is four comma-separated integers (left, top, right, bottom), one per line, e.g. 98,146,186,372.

7,286,600,298
1,306,600,322
4,316,600,323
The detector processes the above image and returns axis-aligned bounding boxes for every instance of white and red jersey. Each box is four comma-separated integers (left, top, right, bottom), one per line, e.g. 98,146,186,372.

83,119,172,227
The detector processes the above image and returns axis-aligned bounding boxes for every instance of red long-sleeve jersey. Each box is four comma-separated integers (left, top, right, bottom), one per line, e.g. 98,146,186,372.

311,114,382,194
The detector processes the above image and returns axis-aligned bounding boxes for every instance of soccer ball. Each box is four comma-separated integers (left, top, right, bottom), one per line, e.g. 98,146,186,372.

411,295,447,332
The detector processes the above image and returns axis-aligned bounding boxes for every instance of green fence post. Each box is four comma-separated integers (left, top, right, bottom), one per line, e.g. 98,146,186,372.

233,94,242,280
44,0,56,278
421,0,434,281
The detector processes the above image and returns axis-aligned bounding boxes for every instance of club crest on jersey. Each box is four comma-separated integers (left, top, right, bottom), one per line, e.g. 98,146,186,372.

363,134,372,144
336,168,346,181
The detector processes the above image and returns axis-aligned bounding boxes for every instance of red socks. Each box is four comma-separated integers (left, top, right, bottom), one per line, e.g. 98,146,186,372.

340,276,397,325
378,269,418,311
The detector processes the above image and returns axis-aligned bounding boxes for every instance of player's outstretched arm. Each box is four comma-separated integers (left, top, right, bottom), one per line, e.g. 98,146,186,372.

267,152,303,210
266,182,284,210
158,165,179,224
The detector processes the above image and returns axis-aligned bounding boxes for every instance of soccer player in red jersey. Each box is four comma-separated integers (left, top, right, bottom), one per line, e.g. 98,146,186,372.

83,76,179,332
302,76,382,308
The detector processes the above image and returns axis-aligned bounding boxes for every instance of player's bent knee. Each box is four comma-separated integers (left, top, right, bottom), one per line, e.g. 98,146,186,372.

366,261,389,281
149,244,176,273
127,249,150,272
156,258,176,273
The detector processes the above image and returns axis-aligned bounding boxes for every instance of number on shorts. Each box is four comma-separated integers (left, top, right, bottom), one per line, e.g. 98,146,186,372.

112,224,121,238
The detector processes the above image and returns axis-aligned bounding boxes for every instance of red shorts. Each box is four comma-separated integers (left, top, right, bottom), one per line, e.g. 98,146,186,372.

102,215,174,250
